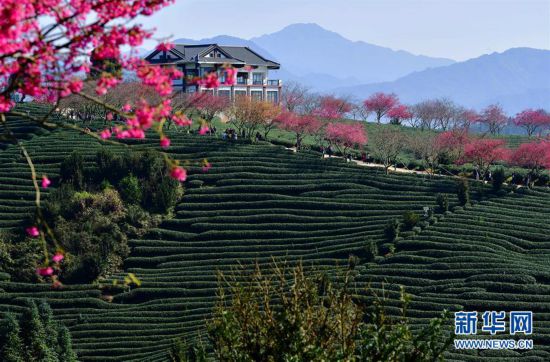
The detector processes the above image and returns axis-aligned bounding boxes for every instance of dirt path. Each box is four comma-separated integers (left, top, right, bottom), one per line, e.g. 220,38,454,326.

284,146,435,176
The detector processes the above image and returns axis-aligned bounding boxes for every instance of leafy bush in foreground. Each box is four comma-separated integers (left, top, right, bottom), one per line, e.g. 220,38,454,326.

200,262,452,362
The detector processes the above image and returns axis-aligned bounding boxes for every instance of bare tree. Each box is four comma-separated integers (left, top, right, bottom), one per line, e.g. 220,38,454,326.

370,127,406,174
281,81,311,114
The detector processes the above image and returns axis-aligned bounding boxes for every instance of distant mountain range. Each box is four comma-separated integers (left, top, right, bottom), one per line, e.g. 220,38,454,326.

335,47,550,114
175,23,455,90
173,23,549,114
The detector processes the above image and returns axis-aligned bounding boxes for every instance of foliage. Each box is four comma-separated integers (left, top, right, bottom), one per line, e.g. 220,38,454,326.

457,180,470,206
0,231,43,283
44,188,129,282
436,193,449,212
480,104,508,135
325,122,368,155
276,111,322,149
492,167,506,192
402,211,420,230
60,151,85,191
118,174,143,205
384,219,400,241
0,301,77,362
208,263,452,361
229,96,281,140
364,92,399,123
459,138,509,179
514,109,550,137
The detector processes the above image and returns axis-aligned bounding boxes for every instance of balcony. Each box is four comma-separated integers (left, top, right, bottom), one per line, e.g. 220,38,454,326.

266,79,282,86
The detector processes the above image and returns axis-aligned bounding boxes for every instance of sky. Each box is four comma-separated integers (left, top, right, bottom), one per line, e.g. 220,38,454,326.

138,0,550,61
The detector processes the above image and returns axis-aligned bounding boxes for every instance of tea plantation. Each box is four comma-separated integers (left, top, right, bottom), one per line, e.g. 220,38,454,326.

0,109,549,361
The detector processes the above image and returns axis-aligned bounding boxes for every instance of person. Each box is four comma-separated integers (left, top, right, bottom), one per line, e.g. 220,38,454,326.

347,154,352,162
361,151,366,162
327,145,333,158
320,145,326,158
255,132,262,142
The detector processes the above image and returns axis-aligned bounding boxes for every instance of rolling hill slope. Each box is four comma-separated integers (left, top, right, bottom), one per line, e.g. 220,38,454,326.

0,109,549,360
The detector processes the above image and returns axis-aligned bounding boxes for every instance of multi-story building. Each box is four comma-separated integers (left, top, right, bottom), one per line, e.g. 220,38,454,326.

145,44,282,103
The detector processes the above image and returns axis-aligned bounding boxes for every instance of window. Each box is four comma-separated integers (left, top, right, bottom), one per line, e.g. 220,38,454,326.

237,73,248,85
251,91,263,101
252,73,264,85
235,90,247,98
219,90,231,98
267,91,278,103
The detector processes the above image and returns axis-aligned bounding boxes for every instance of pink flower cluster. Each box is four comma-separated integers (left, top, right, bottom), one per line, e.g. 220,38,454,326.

0,0,174,111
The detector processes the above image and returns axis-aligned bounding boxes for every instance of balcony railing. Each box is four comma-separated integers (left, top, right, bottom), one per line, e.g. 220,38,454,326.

266,79,281,86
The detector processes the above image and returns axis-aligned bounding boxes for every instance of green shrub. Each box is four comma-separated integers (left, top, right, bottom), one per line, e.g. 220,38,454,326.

457,179,470,206
492,167,506,192
435,193,449,212
60,151,85,190
402,211,420,230
207,263,452,361
118,174,142,204
384,219,400,241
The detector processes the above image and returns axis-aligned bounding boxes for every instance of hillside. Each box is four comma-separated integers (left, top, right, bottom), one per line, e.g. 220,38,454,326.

0,111,549,360
335,47,550,114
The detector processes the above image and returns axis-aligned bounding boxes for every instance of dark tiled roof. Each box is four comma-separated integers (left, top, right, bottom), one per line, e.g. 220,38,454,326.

146,44,280,69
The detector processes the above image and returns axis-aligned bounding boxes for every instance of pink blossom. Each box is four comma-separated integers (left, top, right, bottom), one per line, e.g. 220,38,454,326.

160,137,171,149
156,42,174,51
36,267,54,277
223,67,237,86
100,129,112,139
106,112,114,121
202,161,212,172
199,126,210,135
198,72,220,89
41,175,51,188
170,166,187,182
172,113,192,127
52,252,64,263
26,226,40,238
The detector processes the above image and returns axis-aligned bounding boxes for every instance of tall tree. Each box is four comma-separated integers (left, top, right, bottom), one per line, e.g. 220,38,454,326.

19,301,57,361
276,111,322,150
387,104,412,125
313,95,353,120
510,141,550,186
363,93,399,123
325,122,367,155
514,109,550,137
0,314,25,362
370,127,406,174
480,104,508,135
459,138,510,179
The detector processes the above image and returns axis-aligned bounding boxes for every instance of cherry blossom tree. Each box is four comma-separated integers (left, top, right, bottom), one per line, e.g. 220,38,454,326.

387,104,412,126
189,93,230,128
480,104,508,135
459,138,510,180
276,111,322,150
514,109,550,137
510,141,550,186
313,95,353,120
363,93,399,124
457,109,480,131
325,123,367,155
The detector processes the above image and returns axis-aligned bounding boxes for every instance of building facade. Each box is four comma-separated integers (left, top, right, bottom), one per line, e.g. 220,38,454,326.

145,44,282,103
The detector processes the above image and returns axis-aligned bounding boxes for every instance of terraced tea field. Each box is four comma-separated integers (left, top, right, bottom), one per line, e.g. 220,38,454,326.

0,112,549,361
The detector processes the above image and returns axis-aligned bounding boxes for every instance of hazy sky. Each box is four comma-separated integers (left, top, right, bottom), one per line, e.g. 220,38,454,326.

139,0,550,61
